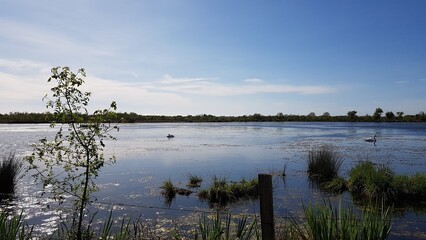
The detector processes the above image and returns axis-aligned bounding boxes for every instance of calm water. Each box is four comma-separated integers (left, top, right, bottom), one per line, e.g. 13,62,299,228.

1,122,426,238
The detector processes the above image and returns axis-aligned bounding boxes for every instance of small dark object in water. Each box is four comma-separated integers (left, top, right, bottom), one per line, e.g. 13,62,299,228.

176,188,192,196
167,134,175,138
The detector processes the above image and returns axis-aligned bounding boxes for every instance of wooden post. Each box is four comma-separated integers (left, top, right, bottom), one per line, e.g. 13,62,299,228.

258,173,275,240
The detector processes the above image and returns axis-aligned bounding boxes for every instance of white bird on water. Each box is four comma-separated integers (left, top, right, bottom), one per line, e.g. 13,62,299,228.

365,135,377,143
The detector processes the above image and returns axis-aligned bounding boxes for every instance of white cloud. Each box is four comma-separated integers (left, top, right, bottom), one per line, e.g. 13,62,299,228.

244,78,264,83
0,59,335,114
150,75,335,96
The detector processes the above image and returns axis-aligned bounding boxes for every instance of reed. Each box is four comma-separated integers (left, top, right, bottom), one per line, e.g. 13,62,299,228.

292,202,391,240
307,145,343,182
195,211,258,240
0,152,23,199
0,211,32,240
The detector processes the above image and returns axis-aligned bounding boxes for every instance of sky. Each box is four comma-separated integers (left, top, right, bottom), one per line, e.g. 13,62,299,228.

1,0,425,116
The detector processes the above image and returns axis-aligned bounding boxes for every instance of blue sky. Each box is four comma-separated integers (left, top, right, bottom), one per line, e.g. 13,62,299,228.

1,0,425,116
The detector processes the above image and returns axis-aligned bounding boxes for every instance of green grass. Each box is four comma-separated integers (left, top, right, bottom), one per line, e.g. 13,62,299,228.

160,178,177,205
198,177,258,206
290,202,391,240
0,152,23,199
187,174,203,188
307,145,343,182
322,176,348,193
0,211,32,240
392,173,426,202
347,161,396,203
194,211,259,240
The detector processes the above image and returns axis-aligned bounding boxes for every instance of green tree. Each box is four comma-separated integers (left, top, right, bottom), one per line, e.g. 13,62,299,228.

347,110,357,120
385,111,395,120
25,67,118,240
396,111,404,119
373,107,383,120
322,112,330,117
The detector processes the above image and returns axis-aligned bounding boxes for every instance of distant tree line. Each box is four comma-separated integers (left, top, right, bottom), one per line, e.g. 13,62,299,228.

1,108,425,123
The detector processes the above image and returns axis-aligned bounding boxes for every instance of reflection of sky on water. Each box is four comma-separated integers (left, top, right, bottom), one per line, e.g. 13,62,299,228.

1,122,425,238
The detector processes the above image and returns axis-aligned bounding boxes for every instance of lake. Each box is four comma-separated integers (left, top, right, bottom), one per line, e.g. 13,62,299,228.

1,122,426,238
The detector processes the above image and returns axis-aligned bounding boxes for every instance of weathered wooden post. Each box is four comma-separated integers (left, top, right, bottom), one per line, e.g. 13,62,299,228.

258,173,275,240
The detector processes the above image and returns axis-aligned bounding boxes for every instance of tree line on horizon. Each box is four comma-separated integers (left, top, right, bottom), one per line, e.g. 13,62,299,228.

0,107,425,123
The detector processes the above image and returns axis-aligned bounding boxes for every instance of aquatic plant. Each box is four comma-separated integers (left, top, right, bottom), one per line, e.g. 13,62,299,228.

198,177,258,206
0,152,23,199
347,161,396,203
307,145,343,182
392,173,426,202
187,174,203,188
322,176,348,193
161,178,176,204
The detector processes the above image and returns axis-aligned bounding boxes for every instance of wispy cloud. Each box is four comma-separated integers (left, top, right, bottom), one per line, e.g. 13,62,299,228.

395,80,408,84
0,20,114,58
244,78,264,83
150,75,335,96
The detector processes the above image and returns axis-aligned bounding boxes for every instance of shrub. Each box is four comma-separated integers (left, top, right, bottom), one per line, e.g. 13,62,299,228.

307,145,343,182
0,152,23,199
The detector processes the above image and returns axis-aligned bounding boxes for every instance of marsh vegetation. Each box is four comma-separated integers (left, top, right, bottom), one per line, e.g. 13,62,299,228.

0,152,22,201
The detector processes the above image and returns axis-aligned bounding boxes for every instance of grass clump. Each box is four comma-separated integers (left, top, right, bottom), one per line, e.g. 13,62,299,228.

0,152,23,199
160,179,176,205
347,161,395,203
307,145,343,182
392,173,426,202
0,211,33,240
194,211,258,240
322,176,348,193
291,202,391,240
187,174,203,188
198,177,258,206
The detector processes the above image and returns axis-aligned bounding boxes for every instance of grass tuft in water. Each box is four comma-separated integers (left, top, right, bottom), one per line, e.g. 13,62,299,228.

348,161,396,203
187,174,203,188
307,145,343,182
0,152,23,199
198,177,258,206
